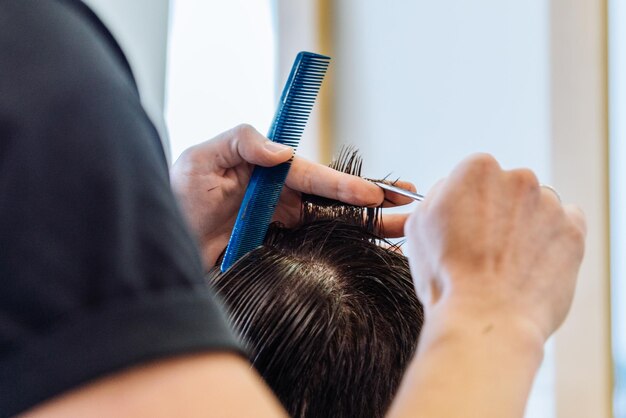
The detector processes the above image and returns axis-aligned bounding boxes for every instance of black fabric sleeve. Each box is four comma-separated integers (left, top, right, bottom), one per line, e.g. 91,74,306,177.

0,1,242,416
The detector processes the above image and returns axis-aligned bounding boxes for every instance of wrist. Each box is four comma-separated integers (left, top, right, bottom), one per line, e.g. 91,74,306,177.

418,296,546,364
390,296,546,418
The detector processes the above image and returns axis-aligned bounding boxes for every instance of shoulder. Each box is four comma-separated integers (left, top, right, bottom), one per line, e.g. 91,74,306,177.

0,0,138,108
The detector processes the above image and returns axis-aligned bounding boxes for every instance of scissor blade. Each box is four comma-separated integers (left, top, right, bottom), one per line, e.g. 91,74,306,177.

371,181,425,202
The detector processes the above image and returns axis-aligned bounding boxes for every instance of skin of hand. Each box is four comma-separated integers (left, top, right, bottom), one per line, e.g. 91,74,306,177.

389,153,586,418
170,124,416,268
405,153,586,340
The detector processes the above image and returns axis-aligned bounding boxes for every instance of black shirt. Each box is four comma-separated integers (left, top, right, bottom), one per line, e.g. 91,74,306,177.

0,1,241,415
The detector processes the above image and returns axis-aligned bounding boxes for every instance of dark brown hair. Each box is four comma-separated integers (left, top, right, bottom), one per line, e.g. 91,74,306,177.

208,149,423,418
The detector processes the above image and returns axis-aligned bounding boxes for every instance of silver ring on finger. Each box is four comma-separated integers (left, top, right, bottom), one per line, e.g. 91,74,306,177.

540,183,562,203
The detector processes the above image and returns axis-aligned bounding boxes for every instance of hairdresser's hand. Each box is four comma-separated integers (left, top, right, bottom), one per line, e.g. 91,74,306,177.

171,124,415,267
404,153,586,342
391,154,585,418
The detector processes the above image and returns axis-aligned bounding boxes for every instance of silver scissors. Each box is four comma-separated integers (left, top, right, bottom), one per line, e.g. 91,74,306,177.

370,181,425,202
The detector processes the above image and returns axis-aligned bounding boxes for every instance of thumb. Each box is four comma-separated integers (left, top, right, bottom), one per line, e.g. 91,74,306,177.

203,124,293,169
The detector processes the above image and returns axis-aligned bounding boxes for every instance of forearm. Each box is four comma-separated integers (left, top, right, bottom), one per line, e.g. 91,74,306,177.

388,302,545,418
23,353,287,418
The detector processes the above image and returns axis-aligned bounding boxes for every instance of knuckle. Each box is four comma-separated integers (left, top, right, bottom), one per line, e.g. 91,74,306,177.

568,208,587,239
568,205,587,235
235,123,254,136
301,163,315,194
179,144,201,165
465,153,500,177
472,153,499,169
556,206,587,260
234,123,258,144
567,223,586,259
232,123,271,164
511,168,539,192
338,178,361,205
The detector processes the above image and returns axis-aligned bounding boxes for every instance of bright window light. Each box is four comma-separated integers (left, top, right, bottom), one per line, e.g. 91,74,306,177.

165,0,276,162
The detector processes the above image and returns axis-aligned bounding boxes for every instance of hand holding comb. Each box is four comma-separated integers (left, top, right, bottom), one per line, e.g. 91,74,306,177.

220,52,331,272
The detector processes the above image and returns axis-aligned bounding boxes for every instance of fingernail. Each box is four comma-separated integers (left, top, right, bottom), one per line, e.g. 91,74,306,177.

265,141,292,154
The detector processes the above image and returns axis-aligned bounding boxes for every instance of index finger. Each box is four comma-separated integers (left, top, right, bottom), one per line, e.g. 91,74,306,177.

285,156,416,208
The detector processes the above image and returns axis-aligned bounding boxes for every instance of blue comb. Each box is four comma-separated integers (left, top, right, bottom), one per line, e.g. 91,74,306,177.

220,51,331,271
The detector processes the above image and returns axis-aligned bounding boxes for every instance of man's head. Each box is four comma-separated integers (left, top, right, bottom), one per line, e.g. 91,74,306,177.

208,149,423,417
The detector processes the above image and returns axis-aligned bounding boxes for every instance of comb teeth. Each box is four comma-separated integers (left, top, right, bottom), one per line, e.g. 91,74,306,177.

268,53,329,148
220,52,330,272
